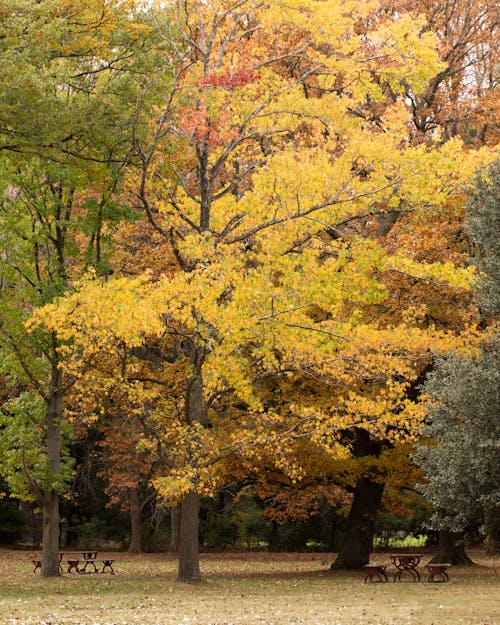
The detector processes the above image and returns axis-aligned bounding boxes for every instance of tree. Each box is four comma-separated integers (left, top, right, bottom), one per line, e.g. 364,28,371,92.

467,161,500,319
414,340,500,561
380,0,499,146
0,0,154,576
96,415,162,553
32,0,495,582
414,161,500,561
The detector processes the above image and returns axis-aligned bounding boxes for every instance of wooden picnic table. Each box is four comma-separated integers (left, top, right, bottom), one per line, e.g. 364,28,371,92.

360,555,452,584
389,553,422,582
32,552,115,574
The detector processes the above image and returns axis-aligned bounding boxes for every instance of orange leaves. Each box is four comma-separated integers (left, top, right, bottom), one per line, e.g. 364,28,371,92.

176,100,239,148
263,483,351,523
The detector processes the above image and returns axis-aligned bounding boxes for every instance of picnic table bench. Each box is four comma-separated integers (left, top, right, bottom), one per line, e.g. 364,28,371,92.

362,563,388,583
425,562,451,582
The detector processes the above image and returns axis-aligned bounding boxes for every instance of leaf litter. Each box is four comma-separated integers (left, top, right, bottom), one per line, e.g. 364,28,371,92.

0,550,498,625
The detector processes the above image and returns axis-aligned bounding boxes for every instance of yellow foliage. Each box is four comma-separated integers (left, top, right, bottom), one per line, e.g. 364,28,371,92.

27,0,498,495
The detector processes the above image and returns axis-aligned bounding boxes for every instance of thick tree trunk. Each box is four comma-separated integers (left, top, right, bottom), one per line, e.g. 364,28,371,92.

128,487,143,553
170,505,181,553
484,505,500,555
177,491,201,582
41,492,60,577
331,477,385,570
430,530,474,565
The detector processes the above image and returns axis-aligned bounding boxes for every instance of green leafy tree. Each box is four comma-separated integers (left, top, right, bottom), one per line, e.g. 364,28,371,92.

0,0,156,576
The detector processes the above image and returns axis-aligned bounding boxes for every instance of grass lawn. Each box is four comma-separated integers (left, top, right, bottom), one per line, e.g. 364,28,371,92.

0,549,498,625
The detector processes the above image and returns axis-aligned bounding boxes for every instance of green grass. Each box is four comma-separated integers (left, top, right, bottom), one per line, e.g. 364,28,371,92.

373,535,428,549
0,549,498,624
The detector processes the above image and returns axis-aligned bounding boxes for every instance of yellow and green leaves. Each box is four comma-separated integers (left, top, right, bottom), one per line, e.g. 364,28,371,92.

19,0,498,509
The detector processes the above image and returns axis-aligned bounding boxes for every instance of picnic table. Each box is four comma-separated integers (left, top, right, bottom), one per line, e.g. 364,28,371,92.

32,552,115,574
389,554,422,582
360,554,452,583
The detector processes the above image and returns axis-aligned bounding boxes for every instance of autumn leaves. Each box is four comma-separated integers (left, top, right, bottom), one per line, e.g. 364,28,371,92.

0,0,497,578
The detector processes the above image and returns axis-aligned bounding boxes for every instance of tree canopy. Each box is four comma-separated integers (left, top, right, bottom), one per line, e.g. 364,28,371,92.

0,0,497,579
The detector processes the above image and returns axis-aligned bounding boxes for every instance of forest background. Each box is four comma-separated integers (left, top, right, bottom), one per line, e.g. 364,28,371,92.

0,0,498,581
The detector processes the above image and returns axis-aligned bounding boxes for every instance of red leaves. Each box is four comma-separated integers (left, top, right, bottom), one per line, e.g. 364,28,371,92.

200,67,261,90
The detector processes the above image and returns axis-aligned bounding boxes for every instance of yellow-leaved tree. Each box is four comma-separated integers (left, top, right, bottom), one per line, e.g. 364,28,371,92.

32,0,496,580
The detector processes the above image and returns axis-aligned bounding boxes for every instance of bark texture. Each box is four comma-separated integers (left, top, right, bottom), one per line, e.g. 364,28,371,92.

128,487,143,553
330,477,385,570
170,505,181,553
177,343,205,582
430,530,474,565
331,427,387,570
177,491,201,582
41,492,60,577
41,365,63,577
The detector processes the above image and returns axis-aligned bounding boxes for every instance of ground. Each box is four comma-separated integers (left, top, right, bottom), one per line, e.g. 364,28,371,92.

0,549,498,625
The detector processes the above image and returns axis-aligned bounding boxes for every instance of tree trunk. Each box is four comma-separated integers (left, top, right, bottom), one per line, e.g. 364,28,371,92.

176,343,206,581
128,487,143,553
430,529,474,565
268,522,279,552
328,508,338,552
331,477,385,570
41,492,60,577
177,491,201,582
41,365,63,577
170,505,181,553
484,505,500,555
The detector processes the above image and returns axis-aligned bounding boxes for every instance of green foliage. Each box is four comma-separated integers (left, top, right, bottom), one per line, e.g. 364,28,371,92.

0,492,27,544
414,162,500,534
140,522,171,553
231,497,271,548
0,1,161,534
272,522,309,551
201,511,238,548
414,341,500,532
466,160,500,318
0,506,26,544
0,391,75,499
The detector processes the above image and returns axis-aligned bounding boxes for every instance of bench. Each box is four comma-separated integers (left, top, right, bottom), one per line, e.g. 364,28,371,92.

362,563,388,583
425,563,451,583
